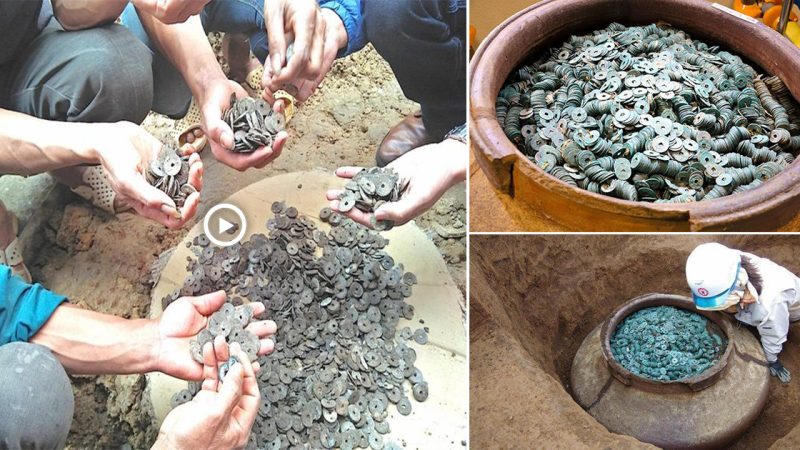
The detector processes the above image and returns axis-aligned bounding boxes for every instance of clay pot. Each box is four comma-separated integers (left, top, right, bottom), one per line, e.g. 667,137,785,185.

571,294,769,448
469,0,800,231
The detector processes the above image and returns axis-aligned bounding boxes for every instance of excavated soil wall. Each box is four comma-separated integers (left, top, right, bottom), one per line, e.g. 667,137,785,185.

470,235,800,449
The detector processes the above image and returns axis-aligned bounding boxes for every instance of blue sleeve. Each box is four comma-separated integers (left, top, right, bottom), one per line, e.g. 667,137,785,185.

0,266,66,344
319,0,367,57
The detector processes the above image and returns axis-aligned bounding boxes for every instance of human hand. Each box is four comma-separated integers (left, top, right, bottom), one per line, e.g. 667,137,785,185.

326,139,467,228
262,7,347,104
197,78,288,171
153,290,276,381
132,0,211,25
93,122,202,228
769,360,792,384
154,341,259,450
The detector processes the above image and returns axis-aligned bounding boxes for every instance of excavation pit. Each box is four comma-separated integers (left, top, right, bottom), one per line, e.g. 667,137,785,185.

470,235,800,449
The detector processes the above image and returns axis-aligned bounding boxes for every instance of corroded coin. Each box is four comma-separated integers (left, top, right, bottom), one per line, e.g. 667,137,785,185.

396,397,412,416
413,328,429,345
170,389,192,408
189,339,204,363
412,381,429,402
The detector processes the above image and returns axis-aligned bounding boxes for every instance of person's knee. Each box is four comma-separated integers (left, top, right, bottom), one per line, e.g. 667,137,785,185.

67,25,154,124
0,342,74,449
365,0,452,60
365,0,411,49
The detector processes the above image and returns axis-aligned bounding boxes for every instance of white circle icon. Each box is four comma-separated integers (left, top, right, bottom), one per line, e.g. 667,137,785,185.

203,203,247,247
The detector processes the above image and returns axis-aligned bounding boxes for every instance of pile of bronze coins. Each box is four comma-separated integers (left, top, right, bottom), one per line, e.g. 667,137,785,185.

163,202,427,449
610,306,726,381
223,94,286,153
337,168,408,231
497,23,800,203
146,145,196,207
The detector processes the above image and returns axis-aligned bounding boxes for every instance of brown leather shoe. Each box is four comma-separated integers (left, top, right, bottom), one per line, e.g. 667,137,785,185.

376,111,437,167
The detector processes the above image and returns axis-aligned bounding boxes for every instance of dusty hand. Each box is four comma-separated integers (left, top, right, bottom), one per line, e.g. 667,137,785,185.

153,290,276,381
326,139,467,228
132,0,211,24
262,0,324,83
262,7,347,104
94,122,202,228
769,360,792,384
198,78,288,171
155,341,260,450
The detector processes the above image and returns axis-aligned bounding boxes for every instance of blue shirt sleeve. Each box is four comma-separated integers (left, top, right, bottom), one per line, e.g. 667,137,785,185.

0,265,66,344
319,0,367,57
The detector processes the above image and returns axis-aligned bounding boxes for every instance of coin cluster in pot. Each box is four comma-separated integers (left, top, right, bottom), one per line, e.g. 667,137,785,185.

337,168,408,231
146,145,196,207
163,202,427,449
497,23,800,203
610,306,726,381
224,94,286,153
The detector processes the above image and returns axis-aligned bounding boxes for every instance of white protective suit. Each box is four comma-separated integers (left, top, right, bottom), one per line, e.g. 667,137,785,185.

735,252,800,362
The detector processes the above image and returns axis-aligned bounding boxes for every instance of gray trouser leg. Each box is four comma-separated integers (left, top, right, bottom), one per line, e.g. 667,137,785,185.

0,342,74,450
119,3,193,119
2,17,155,124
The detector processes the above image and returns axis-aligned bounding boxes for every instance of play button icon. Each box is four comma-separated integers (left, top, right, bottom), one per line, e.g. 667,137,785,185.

203,203,246,247
218,217,235,234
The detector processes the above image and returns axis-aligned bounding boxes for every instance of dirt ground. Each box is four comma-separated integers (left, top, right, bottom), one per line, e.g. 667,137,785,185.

470,234,800,449
22,36,464,449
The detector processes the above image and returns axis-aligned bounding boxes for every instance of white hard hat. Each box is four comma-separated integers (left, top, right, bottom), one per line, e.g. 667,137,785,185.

686,243,741,310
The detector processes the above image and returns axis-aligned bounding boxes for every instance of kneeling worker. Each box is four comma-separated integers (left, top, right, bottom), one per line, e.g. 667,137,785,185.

686,242,799,384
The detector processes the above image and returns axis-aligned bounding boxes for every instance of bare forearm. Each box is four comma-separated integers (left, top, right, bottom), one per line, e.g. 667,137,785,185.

136,12,226,98
441,139,467,186
30,304,159,375
52,0,128,30
0,110,102,176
